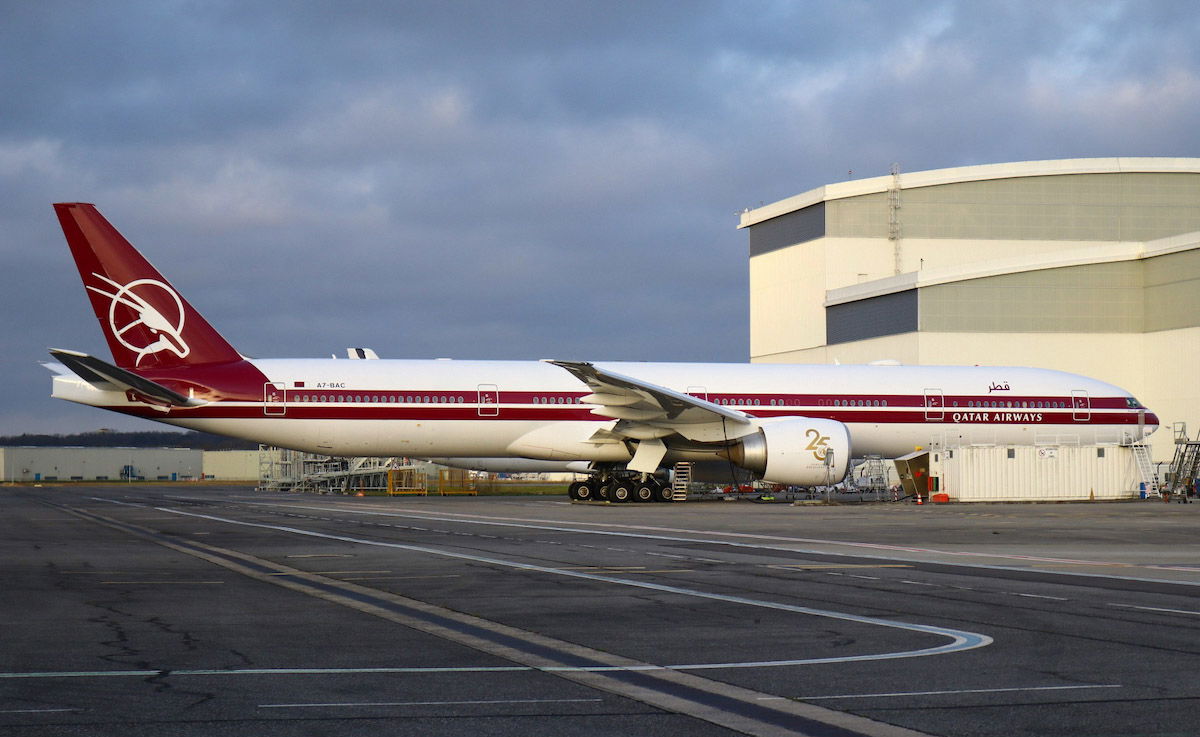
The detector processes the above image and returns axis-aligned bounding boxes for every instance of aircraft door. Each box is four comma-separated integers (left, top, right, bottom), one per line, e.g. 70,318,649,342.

477,384,499,417
686,385,708,402
264,382,286,416
1071,390,1090,421
923,389,944,421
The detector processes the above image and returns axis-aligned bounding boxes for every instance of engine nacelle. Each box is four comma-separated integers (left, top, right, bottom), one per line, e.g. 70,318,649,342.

725,418,850,485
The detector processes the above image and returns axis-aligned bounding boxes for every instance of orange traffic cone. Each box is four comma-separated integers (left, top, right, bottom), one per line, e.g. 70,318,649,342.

916,494,923,505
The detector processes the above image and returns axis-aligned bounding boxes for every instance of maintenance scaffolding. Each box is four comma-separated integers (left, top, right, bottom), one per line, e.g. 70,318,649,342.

257,446,430,495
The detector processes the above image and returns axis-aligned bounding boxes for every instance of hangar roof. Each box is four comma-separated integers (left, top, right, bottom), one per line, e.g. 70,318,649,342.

739,157,1200,229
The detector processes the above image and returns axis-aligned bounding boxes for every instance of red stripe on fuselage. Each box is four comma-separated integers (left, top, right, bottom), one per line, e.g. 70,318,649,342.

103,402,1149,426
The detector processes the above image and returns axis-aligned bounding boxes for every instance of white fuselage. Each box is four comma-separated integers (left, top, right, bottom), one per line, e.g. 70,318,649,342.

53,358,1158,462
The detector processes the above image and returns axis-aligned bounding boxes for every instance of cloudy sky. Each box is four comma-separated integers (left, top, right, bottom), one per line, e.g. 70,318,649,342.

2,1,1198,435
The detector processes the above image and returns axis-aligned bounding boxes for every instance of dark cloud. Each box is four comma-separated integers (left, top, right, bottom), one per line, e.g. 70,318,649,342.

0,0,1197,433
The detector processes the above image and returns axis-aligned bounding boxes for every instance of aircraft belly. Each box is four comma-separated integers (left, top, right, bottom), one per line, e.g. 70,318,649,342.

162,418,542,457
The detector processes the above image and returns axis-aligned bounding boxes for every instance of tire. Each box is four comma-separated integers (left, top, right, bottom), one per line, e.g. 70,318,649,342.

612,482,633,503
567,480,588,501
596,482,612,501
633,483,655,502
653,483,675,503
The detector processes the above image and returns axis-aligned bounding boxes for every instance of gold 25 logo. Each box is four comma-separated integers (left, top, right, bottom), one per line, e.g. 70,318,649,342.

805,428,830,462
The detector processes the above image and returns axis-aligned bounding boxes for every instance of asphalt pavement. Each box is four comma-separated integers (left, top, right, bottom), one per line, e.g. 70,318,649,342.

2,486,1197,736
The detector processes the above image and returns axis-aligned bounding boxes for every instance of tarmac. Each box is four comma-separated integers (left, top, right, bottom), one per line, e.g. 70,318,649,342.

2,485,1198,736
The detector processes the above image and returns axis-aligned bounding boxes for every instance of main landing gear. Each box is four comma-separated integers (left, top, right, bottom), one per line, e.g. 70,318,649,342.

568,473,674,503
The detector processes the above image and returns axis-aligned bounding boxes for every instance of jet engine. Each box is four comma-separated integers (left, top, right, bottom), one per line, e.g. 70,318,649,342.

723,418,850,485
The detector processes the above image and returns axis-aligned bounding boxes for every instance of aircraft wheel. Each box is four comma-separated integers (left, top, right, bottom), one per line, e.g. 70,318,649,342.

568,480,593,501
596,482,612,501
653,483,675,503
633,482,655,502
611,482,633,503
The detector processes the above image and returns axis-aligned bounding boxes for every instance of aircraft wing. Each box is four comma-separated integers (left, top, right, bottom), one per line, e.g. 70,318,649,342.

546,360,751,427
48,349,205,408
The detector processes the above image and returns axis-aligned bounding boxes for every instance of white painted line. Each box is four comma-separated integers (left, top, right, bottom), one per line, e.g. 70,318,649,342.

1109,603,1200,616
847,575,880,580
761,684,1122,701
88,497,147,508
153,505,993,668
899,580,939,587
0,708,80,713
1012,593,1069,601
259,697,603,709
101,580,223,585
0,666,533,680
256,502,1200,587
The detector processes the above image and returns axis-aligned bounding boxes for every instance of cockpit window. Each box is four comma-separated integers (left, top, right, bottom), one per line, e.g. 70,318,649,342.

1125,397,1145,409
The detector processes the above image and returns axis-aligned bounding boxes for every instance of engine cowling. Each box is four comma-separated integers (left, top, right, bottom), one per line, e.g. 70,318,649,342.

724,418,850,485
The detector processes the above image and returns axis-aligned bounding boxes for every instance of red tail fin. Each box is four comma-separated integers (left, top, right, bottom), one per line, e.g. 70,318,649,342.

54,203,243,370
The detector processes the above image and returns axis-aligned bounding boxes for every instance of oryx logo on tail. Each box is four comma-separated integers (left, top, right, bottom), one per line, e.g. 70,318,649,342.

87,273,190,366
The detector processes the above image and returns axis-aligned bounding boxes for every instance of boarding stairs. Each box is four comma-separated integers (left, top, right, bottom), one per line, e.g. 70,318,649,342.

1166,424,1200,500
671,462,692,501
1130,443,1161,498
859,455,889,498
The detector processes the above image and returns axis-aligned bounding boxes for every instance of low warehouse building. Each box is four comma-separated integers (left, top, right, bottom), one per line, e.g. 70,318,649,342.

202,449,276,481
0,447,271,482
0,447,203,482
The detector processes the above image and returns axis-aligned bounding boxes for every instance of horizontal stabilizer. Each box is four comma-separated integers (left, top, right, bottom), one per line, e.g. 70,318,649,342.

48,349,205,408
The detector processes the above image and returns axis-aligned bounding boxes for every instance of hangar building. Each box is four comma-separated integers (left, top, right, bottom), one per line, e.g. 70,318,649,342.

741,157,1200,462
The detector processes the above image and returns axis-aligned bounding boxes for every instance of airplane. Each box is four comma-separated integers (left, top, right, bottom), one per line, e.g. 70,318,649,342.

46,203,1159,502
